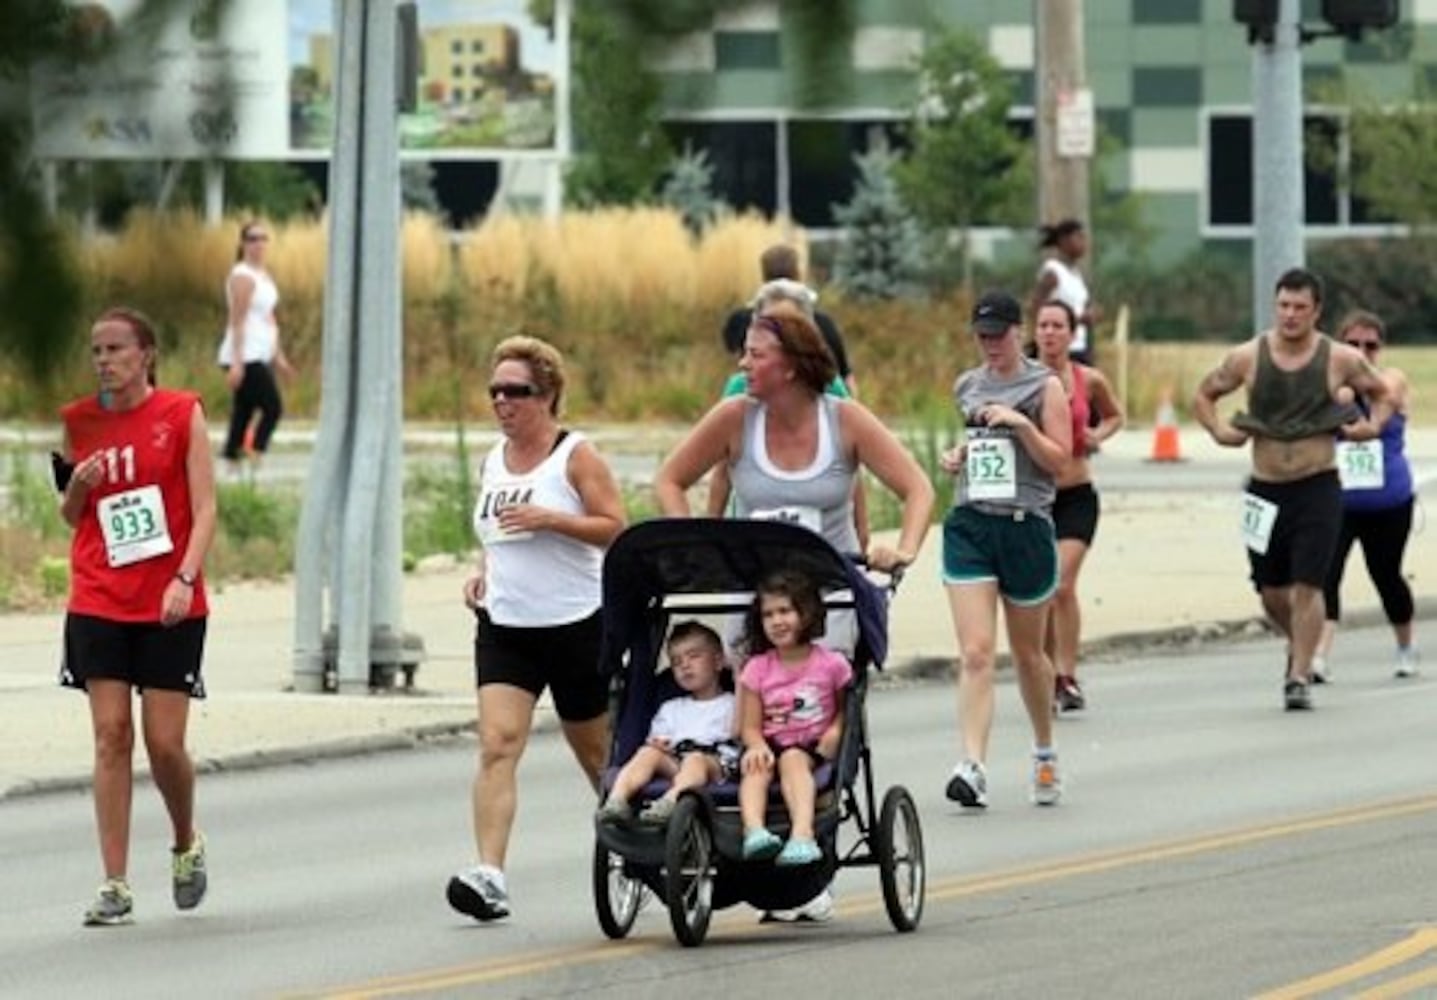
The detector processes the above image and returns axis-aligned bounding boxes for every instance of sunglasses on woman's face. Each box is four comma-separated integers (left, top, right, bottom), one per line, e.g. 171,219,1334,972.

244,232,269,243
488,382,539,401
1345,338,1381,352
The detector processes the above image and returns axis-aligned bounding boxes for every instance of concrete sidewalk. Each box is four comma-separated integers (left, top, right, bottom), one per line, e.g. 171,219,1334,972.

2,429,1433,799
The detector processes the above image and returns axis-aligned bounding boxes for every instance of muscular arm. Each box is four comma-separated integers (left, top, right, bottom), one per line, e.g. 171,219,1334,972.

1340,346,1395,441
1192,346,1252,447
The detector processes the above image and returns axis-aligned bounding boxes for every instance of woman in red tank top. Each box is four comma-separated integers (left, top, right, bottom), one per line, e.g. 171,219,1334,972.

58,307,217,926
1034,301,1124,713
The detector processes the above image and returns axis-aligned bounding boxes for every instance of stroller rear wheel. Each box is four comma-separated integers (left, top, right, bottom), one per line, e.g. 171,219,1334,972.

663,795,715,947
592,841,643,939
877,785,925,932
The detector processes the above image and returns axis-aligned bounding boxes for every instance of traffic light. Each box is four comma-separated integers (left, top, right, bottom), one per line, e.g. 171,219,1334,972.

1234,0,1279,44
1321,0,1400,39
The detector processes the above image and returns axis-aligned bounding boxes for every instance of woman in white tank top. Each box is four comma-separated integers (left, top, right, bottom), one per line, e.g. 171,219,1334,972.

218,220,293,470
1031,219,1099,365
446,335,627,924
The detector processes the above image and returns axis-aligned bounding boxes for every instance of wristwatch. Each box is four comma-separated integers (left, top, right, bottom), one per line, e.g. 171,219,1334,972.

175,570,197,587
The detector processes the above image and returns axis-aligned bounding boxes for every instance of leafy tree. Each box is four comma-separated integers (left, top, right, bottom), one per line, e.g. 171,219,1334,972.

660,144,724,235
894,27,1030,291
832,146,923,300
564,1,671,208
1,0,235,385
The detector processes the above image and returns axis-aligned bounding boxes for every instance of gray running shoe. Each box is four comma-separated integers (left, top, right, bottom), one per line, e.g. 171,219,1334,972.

172,831,208,911
595,796,632,824
945,759,988,809
1284,679,1313,711
446,866,510,921
83,877,134,927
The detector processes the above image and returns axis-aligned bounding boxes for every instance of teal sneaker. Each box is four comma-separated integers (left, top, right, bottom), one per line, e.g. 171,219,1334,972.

775,838,822,867
742,827,782,861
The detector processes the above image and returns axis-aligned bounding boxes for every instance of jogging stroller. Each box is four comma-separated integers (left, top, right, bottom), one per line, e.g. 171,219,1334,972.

591,518,925,947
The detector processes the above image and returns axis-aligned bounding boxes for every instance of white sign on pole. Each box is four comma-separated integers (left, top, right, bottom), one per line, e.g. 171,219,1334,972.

1056,87,1095,159
30,0,567,161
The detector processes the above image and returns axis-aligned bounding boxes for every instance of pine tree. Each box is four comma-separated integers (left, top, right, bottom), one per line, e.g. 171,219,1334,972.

832,146,923,300
660,144,725,236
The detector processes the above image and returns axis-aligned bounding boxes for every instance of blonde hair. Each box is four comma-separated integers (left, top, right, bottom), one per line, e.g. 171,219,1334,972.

492,335,566,416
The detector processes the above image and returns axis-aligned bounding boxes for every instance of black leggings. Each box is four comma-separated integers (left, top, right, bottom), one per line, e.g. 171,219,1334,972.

1323,498,1415,625
223,361,282,460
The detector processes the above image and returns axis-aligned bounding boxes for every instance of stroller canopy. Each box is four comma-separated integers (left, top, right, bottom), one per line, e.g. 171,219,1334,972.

600,518,890,675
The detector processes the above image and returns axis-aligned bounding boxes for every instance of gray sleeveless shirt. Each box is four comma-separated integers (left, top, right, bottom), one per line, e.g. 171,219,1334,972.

953,357,1056,517
731,395,861,553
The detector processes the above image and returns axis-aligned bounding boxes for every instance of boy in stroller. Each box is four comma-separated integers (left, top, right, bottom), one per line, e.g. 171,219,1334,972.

596,621,738,825
738,570,853,867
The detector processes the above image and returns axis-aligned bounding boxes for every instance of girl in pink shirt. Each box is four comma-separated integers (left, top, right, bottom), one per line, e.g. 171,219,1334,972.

737,570,853,866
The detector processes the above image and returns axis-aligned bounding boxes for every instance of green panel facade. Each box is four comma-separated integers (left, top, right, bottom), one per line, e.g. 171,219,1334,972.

651,0,1431,262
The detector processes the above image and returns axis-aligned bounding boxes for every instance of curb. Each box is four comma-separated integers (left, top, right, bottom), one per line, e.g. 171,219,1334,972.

4,600,1431,802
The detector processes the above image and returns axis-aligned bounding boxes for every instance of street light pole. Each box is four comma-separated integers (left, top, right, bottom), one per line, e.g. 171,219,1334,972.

1250,0,1306,324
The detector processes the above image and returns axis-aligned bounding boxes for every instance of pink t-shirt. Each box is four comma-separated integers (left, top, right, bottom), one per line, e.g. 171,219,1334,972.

739,644,853,749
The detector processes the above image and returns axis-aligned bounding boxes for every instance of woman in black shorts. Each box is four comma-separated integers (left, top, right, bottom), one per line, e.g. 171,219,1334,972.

1034,300,1124,711
445,336,626,923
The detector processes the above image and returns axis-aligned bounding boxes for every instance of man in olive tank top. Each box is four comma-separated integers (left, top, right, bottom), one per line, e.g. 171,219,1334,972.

1192,268,1392,711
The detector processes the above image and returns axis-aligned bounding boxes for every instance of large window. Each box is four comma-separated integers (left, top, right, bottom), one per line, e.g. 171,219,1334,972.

1205,110,1386,231
663,121,778,215
787,118,906,227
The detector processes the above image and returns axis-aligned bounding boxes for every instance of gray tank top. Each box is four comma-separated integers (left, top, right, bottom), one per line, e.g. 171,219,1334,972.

731,395,860,553
953,357,1056,517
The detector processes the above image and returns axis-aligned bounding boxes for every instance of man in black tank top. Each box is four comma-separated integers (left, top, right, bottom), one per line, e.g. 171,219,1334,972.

1192,268,1392,711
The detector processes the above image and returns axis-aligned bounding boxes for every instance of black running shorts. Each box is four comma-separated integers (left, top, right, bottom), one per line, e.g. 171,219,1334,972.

1245,470,1342,590
473,608,608,722
60,613,208,698
1052,483,1100,545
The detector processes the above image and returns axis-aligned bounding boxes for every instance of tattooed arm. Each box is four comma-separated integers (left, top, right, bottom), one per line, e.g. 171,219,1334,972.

1192,343,1254,448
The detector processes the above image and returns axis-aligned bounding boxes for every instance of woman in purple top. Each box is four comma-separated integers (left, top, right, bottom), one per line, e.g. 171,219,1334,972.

1317,311,1418,681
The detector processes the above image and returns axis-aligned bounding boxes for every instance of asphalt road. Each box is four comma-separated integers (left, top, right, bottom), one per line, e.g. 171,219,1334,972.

3,625,1435,999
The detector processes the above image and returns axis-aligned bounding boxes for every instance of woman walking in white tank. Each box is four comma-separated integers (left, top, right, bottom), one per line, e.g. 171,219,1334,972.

217,220,293,473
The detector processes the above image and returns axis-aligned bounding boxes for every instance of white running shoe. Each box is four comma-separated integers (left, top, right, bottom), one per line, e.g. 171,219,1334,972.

446,865,510,921
945,759,988,809
760,886,834,924
1394,647,1420,679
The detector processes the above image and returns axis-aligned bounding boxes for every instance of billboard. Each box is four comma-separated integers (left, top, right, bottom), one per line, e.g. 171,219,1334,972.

30,0,566,160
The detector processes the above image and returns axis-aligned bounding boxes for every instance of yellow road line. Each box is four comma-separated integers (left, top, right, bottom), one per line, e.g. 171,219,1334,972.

306,792,1437,999
1252,929,1437,999
1353,963,1437,1000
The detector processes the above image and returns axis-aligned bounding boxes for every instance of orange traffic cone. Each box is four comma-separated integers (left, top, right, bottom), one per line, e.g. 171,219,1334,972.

1147,389,1184,463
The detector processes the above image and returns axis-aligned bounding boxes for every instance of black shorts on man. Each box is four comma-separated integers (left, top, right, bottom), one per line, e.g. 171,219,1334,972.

1245,470,1342,590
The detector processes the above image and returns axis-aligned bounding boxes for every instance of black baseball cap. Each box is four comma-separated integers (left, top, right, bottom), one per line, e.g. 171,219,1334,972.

972,291,1022,334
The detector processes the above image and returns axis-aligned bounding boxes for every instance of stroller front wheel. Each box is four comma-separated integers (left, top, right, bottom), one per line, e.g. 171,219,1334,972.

663,794,715,947
592,840,643,939
877,785,925,932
